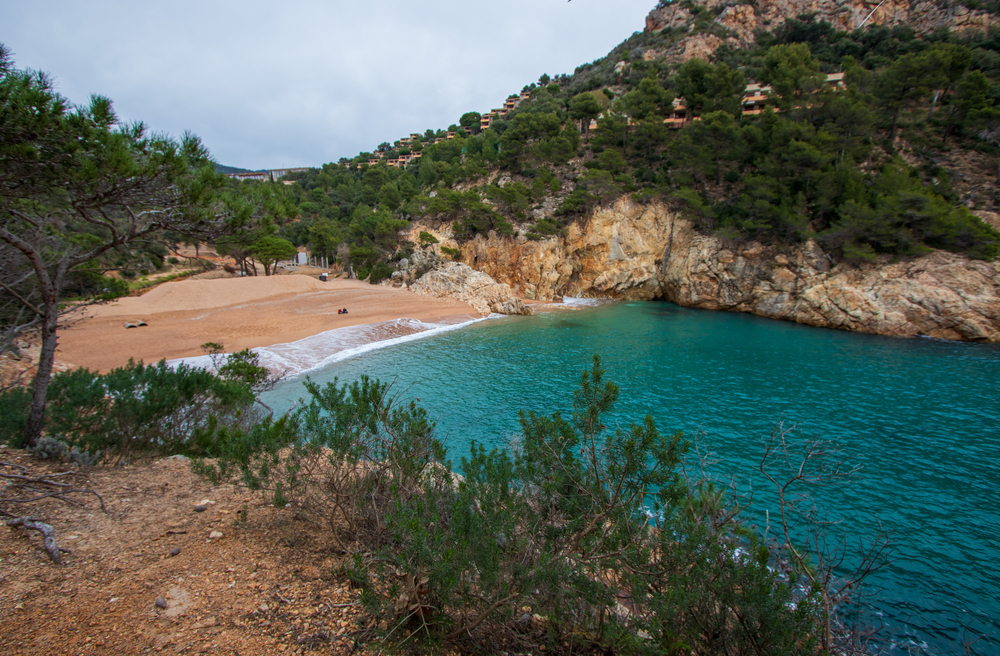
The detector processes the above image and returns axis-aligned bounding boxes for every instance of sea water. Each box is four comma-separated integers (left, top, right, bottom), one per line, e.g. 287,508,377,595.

260,302,1000,655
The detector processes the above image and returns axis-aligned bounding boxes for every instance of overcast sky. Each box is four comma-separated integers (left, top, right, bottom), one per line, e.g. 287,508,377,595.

3,1,657,170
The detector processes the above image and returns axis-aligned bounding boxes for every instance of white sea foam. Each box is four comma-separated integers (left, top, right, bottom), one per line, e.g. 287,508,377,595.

169,316,490,377
562,296,607,307
536,296,614,310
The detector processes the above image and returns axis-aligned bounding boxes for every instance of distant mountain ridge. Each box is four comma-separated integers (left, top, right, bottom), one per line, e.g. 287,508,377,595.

213,163,266,175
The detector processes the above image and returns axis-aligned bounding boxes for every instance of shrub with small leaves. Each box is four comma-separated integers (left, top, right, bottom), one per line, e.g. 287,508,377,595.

29,436,68,460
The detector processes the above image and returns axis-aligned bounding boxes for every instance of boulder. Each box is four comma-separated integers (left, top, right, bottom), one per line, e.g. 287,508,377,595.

410,263,533,316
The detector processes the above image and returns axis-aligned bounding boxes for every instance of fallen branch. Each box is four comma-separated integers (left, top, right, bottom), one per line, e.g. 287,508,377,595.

0,464,107,512
5,516,62,563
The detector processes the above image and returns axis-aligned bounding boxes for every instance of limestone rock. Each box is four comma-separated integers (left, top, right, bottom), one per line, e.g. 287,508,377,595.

644,0,1000,53
410,262,533,316
410,199,1000,342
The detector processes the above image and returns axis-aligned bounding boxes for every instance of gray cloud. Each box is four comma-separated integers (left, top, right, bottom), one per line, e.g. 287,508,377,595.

2,0,655,169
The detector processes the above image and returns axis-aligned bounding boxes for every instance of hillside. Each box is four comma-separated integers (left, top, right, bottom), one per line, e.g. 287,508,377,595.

261,0,1000,340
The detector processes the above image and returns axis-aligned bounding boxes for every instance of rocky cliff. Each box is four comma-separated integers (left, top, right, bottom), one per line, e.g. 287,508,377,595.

405,200,1000,342
408,261,533,316
644,0,1000,63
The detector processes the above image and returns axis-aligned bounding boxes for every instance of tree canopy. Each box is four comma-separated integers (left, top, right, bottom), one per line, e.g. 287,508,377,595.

0,44,287,446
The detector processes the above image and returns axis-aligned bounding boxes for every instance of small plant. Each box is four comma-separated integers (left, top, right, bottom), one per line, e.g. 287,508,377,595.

69,447,101,469
440,246,461,260
418,231,439,245
29,436,68,460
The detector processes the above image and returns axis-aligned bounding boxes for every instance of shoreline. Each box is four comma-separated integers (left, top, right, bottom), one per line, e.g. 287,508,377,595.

56,275,484,374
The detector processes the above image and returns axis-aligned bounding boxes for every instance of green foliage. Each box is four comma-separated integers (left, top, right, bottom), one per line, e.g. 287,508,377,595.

196,357,835,653
675,58,745,116
486,182,531,219
0,386,30,447
0,355,263,461
418,231,439,245
761,43,826,111
250,235,297,275
367,261,395,284
440,246,461,260
273,19,1000,271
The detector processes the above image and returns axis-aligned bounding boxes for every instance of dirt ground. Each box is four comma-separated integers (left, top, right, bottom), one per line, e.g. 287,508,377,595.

0,447,382,656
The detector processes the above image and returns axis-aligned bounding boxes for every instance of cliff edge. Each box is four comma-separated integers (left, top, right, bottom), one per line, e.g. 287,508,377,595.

408,200,1000,341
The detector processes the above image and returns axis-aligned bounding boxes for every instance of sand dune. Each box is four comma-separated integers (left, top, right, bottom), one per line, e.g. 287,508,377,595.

58,275,479,373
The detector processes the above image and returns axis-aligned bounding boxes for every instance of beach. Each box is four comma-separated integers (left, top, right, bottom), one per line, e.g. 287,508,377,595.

56,275,481,373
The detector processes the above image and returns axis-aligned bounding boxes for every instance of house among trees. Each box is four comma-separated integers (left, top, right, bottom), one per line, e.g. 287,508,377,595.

663,99,698,128
741,83,772,116
269,167,310,181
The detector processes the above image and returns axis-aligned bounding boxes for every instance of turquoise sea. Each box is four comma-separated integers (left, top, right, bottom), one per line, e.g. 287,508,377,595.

260,302,1000,655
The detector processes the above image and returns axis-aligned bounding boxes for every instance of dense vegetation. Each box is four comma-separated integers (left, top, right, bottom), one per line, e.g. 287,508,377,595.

273,10,1000,277
3,352,880,653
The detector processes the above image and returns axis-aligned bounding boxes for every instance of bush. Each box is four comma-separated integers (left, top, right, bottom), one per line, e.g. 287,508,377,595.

196,357,834,653
418,231,439,245
23,356,262,463
368,261,395,284
0,386,30,447
440,246,462,260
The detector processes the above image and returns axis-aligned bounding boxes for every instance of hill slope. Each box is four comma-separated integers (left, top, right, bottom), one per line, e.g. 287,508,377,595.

268,0,1000,339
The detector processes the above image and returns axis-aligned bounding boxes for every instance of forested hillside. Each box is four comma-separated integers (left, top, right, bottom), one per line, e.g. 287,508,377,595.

274,2,1000,281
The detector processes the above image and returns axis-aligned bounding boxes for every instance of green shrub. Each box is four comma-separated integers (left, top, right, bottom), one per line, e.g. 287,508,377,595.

368,261,395,284
440,246,461,259
196,357,835,653
41,358,258,463
0,386,30,447
418,231,439,245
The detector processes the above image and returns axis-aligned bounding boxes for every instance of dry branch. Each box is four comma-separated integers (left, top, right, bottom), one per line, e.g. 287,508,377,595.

5,516,62,563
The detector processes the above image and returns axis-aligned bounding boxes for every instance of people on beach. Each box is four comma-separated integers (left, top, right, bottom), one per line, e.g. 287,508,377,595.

338,308,348,314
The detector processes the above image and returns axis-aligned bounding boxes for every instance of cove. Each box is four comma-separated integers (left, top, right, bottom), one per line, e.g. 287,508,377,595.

262,301,1000,655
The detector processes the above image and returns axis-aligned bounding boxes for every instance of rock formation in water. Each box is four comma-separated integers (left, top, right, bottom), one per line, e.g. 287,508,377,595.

409,262,533,316
406,199,1000,342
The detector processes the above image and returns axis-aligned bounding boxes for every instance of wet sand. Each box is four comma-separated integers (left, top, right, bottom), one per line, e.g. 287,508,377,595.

57,275,480,373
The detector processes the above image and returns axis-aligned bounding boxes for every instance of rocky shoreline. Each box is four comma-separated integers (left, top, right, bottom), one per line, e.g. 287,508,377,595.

400,199,1000,342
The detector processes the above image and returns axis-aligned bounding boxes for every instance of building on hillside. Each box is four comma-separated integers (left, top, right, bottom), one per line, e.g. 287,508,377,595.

663,99,699,128
226,171,271,182
269,168,309,181
741,83,773,115
741,73,845,115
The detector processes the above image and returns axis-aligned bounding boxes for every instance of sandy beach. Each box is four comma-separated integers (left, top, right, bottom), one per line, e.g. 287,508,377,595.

57,275,480,373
